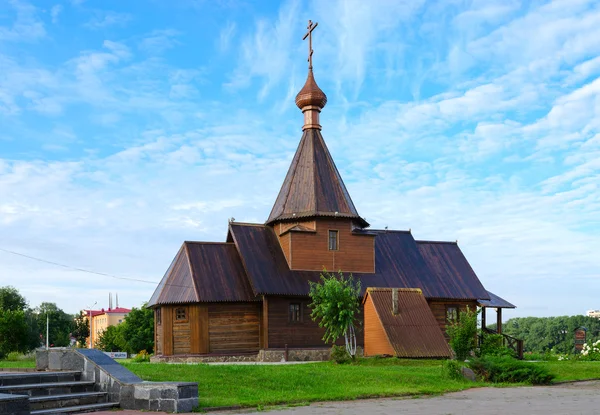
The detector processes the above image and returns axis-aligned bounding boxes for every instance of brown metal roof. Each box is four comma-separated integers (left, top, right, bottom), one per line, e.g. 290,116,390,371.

416,241,490,301
364,288,451,358
228,223,490,301
147,242,256,306
266,129,368,227
478,291,516,309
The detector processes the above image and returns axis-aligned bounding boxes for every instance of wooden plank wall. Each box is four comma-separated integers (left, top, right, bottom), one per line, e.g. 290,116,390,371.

155,308,163,355
208,303,260,353
267,296,364,348
428,300,477,338
289,219,375,273
163,306,173,355
363,295,394,356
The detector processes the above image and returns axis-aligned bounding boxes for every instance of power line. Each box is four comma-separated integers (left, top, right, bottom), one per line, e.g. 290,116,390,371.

0,247,195,290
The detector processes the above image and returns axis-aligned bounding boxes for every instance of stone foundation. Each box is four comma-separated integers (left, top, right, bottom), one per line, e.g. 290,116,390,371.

151,348,336,363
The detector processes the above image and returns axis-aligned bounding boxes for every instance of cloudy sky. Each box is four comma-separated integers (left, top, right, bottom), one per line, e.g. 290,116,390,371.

0,0,598,318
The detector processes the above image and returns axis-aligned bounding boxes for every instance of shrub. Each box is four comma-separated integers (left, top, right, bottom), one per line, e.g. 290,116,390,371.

477,332,516,358
468,356,554,385
441,359,463,381
132,350,151,363
330,345,351,364
579,340,600,361
446,307,478,360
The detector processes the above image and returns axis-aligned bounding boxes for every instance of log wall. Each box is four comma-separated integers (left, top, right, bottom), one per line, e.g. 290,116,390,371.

288,219,375,273
427,300,478,338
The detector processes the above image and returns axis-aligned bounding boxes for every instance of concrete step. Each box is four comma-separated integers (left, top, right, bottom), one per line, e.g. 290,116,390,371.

30,392,108,410
30,401,119,414
0,372,81,387
0,381,96,396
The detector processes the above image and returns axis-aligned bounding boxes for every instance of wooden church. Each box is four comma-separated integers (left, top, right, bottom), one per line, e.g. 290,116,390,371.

148,21,515,361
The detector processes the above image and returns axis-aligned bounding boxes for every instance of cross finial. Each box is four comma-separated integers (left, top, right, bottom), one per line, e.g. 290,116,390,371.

302,20,318,70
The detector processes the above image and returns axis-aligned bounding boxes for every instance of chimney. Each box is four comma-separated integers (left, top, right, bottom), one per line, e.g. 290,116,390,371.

109,292,112,310
116,293,119,308
392,288,398,315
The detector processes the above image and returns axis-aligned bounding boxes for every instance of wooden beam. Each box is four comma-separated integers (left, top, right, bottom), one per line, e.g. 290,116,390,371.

496,308,502,334
163,306,173,356
262,296,269,349
481,307,486,330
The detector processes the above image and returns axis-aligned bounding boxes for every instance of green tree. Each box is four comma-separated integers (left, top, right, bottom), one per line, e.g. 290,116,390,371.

446,306,478,360
96,325,126,352
0,286,27,312
34,302,74,347
308,270,361,357
0,310,30,358
72,311,90,347
121,304,154,354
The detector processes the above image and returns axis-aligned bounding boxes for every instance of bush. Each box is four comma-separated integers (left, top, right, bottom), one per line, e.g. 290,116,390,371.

441,359,463,381
468,356,554,385
132,350,151,363
330,345,351,364
446,307,478,360
478,332,515,358
579,340,600,361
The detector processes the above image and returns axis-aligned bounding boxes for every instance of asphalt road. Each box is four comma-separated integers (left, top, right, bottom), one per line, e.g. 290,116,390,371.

87,380,600,415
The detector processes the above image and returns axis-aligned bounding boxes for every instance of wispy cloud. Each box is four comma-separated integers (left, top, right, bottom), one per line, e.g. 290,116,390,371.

83,10,132,29
0,0,46,41
50,5,63,24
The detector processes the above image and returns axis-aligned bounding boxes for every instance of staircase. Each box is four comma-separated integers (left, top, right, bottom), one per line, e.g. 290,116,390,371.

0,371,119,414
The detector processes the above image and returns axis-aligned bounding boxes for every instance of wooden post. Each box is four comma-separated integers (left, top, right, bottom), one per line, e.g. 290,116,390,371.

481,307,486,330
496,308,502,334
262,296,269,349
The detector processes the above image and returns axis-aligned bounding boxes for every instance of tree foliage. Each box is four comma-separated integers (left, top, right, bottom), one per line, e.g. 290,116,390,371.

95,304,154,355
0,286,27,312
34,302,75,347
72,311,90,347
308,270,361,355
502,315,600,354
0,310,30,358
446,306,478,360
120,305,154,354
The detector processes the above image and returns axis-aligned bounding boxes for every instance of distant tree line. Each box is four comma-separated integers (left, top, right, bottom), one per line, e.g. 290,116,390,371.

501,315,600,354
0,285,154,359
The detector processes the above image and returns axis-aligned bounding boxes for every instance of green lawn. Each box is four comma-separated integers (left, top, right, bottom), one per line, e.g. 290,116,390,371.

123,359,478,409
536,361,600,382
0,359,35,368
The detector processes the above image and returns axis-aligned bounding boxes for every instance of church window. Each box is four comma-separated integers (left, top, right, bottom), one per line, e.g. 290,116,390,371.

289,303,301,323
175,307,187,321
446,305,459,323
156,308,162,325
328,230,339,250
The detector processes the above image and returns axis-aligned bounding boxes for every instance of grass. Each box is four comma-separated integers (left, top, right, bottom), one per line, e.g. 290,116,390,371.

0,359,35,368
536,361,600,382
123,358,479,409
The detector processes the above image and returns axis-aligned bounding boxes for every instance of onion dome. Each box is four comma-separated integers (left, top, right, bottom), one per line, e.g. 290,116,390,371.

295,69,327,110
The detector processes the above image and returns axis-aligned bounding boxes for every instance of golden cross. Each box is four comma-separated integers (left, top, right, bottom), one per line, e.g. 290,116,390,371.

302,20,318,70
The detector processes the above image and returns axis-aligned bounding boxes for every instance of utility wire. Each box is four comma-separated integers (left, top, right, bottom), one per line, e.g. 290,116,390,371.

0,247,195,290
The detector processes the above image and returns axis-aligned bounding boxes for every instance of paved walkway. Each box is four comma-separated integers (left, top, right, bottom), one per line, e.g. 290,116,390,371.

84,380,600,415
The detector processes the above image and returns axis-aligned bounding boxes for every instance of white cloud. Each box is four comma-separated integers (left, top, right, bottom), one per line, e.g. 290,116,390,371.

50,5,62,24
83,10,132,29
0,0,46,41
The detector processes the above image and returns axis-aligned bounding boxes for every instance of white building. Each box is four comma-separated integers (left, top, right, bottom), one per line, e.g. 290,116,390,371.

587,310,600,319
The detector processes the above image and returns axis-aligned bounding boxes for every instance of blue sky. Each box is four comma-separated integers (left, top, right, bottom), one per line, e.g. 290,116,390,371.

0,0,599,318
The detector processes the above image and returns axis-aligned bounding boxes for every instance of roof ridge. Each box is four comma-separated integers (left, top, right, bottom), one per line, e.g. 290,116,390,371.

229,222,266,227
415,240,458,245
184,241,235,245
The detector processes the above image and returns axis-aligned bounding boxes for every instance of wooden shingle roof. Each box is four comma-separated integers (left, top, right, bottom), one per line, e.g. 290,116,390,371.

266,129,368,227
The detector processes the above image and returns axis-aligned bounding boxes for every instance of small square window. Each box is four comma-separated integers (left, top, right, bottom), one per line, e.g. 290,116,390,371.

446,306,459,323
175,307,187,321
289,303,301,323
328,230,339,251
156,308,162,325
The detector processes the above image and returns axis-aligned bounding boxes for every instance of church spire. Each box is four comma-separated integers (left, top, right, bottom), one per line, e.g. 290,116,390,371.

296,20,327,131
266,21,368,228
